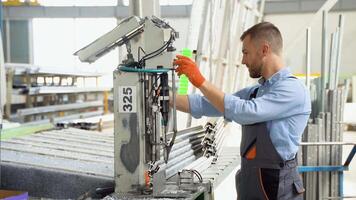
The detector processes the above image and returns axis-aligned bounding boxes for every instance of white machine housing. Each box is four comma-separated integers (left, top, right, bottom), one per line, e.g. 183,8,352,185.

74,16,176,69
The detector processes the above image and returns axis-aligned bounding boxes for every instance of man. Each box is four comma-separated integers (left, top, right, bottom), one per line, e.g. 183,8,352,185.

173,22,311,199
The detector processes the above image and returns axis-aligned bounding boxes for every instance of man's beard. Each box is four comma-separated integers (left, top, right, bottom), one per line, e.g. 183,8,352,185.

248,65,262,78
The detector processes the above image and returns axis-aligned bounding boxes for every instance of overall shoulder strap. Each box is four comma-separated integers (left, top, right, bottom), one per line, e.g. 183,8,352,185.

249,87,259,100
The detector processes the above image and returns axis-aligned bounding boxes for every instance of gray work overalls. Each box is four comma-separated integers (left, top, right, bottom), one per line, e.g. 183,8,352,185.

235,86,305,200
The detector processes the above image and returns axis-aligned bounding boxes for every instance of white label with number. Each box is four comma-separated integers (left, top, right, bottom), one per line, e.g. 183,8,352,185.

118,86,136,113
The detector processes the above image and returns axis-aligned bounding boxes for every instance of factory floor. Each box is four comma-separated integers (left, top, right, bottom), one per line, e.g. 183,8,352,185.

343,131,356,197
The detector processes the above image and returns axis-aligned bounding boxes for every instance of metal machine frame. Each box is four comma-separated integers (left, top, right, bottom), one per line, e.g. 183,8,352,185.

75,16,213,199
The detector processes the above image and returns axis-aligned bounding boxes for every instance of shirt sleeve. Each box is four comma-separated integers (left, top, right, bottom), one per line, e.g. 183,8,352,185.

231,85,257,100
188,86,257,119
188,94,222,118
224,79,308,125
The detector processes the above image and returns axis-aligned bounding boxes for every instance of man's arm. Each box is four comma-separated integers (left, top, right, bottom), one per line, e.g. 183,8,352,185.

170,94,190,113
174,55,225,114
198,81,225,113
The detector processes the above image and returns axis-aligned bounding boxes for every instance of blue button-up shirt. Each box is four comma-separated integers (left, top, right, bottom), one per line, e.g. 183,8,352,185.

188,68,311,161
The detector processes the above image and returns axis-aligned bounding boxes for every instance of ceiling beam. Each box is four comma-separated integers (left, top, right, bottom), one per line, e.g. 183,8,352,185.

2,5,191,19
2,0,356,20
264,0,356,14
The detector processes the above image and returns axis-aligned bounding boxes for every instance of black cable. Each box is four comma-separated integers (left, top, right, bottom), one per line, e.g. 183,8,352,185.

148,75,161,104
138,32,174,68
138,46,146,61
143,35,172,60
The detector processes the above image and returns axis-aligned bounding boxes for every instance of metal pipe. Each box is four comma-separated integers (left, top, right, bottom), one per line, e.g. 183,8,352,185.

306,27,311,90
335,14,345,89
300,142,356,146
0,1,2,33
258,0,266,22
320,10,328,113
17,100,103,116
339,169,344,197
165,69,178,163
328,32,337,90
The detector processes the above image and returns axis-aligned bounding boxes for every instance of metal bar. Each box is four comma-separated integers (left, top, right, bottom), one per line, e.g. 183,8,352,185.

258,0,266,22
24,110,104,126
0,156,113,178
5,62,104,76
3,139,113,156
336,89,342,167
331,89,338,197
27,86,111,95
0,1,2,32
317,117,323,197
343,145,356,166
321,113,328,198
298,166,347,172
0,144,113,164
17,100,103,116
320,10,328,113
38,130,113,143
300,142,356,146
328,32,337,90
339,171,343,197
326,112,332,197
312,122,317,199
5,68,13,119
334,15,345,89
10,135,113,154
306,27,311,90
30,134,113,148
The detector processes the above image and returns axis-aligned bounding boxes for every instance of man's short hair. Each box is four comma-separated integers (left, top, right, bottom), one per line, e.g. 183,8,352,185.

240,22,283,55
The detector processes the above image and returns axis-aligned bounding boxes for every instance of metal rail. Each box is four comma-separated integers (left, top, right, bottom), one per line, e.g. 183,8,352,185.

17,100,103,116
5,63,104,77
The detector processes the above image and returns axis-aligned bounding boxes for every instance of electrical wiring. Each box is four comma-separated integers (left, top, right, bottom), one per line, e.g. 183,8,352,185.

137,32,175,68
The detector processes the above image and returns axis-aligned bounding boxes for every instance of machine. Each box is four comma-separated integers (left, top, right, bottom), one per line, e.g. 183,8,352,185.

75,16,239,199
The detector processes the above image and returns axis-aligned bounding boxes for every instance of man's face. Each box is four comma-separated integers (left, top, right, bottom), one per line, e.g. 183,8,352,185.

241,35,263,78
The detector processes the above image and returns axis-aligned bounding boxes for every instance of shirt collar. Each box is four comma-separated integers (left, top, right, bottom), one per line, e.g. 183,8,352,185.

258,67,292,86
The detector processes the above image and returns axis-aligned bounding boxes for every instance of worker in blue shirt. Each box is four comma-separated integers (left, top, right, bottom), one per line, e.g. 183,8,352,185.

173,22,311,199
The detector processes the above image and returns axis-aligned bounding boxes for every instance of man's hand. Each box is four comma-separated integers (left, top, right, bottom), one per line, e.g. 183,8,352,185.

173,55,205,88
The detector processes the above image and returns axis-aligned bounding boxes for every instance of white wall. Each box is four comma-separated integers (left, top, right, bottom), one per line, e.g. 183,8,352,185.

265,11,356,77
32,17,190,87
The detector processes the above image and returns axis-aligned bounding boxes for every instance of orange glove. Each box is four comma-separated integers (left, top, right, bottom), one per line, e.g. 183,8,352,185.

173,55,205,88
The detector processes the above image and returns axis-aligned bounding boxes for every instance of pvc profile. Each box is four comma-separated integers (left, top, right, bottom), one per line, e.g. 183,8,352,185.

335,14,345,89
320,10,328,113
306,27,311,90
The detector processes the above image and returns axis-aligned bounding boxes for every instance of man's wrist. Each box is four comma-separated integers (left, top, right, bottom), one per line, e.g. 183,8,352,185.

193,76,206,88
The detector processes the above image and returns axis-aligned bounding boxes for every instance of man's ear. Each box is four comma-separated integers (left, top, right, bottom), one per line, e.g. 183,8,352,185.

261,42,270,56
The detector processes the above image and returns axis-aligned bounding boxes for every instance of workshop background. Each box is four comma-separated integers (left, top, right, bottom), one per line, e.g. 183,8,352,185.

0,0,356,199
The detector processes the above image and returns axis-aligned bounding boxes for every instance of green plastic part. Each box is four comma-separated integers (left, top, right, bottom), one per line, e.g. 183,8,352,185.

178,48,193,95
